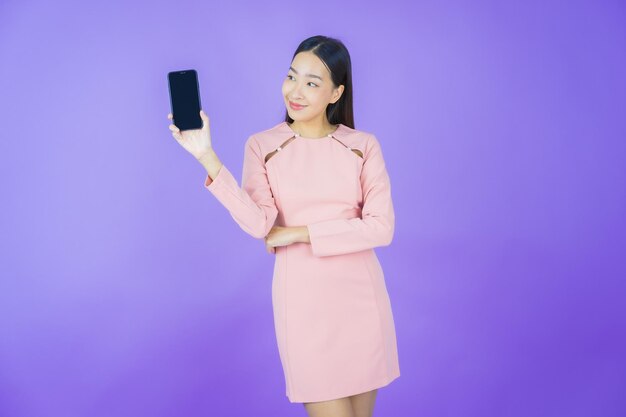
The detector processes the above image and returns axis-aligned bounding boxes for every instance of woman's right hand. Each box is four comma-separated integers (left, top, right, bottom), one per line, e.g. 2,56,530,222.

168,110,213,160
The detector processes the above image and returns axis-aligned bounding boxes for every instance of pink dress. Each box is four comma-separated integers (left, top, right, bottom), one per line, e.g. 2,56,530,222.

203,121,400,403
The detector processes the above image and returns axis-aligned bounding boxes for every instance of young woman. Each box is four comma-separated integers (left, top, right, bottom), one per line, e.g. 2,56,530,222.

167,35,400,417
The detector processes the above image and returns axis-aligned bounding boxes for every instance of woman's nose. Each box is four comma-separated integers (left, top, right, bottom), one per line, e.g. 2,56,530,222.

288,84,304,98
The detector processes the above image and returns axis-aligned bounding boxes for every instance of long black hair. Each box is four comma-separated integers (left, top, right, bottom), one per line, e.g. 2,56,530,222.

283,35,355,129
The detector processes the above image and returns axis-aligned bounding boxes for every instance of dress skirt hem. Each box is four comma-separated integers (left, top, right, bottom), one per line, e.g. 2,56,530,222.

286,371,401,403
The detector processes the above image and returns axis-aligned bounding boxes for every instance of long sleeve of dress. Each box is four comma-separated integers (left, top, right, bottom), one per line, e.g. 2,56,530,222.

306,134,395,257
203,135,278,239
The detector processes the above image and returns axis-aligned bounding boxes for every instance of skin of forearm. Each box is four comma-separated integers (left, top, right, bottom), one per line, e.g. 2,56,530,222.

198,148,223,181
267,226,311,246
293,226,311,244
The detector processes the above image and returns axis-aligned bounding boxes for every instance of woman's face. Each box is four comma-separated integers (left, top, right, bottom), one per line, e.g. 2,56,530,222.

282,51,344,123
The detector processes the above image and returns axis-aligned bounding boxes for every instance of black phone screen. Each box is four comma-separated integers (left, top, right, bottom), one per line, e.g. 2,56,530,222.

168,69,203,131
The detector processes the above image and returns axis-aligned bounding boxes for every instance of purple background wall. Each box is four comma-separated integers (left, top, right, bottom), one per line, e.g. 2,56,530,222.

1,0,625,416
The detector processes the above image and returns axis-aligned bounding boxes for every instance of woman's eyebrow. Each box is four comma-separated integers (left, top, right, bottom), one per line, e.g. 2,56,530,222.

289,66,323,81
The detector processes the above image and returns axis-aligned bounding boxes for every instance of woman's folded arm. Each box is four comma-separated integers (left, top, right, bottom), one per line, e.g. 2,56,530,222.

204,135,278,239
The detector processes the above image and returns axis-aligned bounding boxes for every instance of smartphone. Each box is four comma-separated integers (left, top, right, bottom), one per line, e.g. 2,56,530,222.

167,69,203,131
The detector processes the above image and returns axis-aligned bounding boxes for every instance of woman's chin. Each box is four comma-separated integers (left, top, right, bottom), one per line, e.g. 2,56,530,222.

287,110,314,122
287,112,302,121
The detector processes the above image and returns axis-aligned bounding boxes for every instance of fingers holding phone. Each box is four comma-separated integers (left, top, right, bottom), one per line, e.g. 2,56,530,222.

168,110,213,160
167,113,182,140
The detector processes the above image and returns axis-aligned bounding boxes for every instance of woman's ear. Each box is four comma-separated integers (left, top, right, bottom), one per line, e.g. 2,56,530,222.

330,85,345,104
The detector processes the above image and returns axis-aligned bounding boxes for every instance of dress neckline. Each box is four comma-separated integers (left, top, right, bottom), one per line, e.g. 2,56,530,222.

284,122,342,139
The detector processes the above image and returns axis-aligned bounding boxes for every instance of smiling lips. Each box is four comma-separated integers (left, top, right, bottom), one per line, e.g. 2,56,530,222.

289,101,306,110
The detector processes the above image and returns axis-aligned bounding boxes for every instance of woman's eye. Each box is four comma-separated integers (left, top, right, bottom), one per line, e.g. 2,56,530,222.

286,75,316,87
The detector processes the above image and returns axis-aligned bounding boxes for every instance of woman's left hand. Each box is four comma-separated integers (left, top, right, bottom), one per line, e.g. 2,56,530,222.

264,226,304,253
